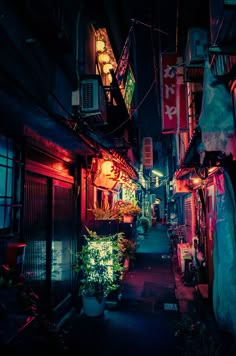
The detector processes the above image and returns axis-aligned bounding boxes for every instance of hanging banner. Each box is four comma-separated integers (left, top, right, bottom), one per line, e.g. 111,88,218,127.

160,53,177,134
115,25,134,87
124,66,135,115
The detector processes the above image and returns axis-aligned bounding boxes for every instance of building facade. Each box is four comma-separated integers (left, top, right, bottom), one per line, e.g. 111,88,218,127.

0,0,141,325
169,0,236,336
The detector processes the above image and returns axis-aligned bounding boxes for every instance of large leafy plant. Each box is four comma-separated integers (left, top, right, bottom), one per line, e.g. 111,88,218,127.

73,227,125,302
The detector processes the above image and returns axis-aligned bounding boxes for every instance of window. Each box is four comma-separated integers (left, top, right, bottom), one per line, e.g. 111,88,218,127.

0,135,14,233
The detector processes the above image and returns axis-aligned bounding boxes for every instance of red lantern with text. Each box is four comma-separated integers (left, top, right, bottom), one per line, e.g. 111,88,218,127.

101,160,120,180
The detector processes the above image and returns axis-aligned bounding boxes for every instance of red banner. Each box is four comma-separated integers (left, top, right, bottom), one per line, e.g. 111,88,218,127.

161,53,177,134
161,54,188,133
116,25,133,87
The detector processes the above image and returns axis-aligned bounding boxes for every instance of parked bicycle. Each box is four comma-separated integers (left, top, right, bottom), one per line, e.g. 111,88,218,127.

167,224,187,256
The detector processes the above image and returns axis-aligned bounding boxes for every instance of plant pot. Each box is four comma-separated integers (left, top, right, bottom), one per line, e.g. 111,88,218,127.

123,257,130,271
82,295,105,317
123,215,134,223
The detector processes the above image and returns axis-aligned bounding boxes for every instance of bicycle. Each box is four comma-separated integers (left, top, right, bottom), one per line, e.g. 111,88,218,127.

167,224,186,256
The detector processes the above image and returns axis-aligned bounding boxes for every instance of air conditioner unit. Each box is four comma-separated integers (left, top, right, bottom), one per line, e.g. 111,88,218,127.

79,76,107,124
185,28,208,67
72,89,80,107
80,78,99,112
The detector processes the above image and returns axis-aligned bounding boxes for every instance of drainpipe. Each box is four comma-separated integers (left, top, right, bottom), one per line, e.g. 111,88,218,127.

75,5,83,87
175,0,180,53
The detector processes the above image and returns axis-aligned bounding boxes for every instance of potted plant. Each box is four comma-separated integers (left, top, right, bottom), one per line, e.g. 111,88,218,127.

73,227,124,317
137,216,150,234
113,200,142,222
118,237,137,272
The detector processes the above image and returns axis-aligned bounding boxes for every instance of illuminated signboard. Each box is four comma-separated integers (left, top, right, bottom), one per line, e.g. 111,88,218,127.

124,66,135,115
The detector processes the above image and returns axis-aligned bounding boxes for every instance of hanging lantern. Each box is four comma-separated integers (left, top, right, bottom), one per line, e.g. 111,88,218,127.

96,40,106,52
103,63,113,74
98,53,110,64
101,160,120,180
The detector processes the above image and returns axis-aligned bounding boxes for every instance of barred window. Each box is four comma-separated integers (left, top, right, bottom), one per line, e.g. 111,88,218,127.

0,135,14,232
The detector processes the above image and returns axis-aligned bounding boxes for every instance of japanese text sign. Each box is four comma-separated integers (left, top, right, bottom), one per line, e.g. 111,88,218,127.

161,53,178,133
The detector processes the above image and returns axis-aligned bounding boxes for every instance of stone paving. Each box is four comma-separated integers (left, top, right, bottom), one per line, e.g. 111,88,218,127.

3,224,236,355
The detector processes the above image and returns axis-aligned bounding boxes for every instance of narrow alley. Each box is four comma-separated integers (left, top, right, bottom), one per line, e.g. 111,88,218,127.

5,224,231,356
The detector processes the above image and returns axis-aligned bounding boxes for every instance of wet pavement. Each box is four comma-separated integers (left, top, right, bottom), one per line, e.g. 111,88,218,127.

3,224,235,355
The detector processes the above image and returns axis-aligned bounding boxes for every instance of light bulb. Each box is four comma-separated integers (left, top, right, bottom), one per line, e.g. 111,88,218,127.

103,63,113,74
96,40,105,52
98,53,110,64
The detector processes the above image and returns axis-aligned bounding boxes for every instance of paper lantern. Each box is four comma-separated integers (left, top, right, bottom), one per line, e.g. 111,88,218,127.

101,160,120,180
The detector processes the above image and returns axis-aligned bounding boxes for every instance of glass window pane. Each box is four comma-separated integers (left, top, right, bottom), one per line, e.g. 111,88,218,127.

0,135,14,231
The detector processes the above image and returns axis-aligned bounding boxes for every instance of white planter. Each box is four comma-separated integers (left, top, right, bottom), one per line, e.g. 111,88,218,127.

82,296,105,317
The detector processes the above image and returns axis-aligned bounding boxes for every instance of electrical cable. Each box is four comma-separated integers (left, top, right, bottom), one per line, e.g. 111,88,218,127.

131,18,168,36
103,79,156,137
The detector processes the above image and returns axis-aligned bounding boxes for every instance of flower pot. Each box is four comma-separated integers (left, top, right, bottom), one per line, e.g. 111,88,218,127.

123,215,134,223
123,257,130,271
82,296,105,317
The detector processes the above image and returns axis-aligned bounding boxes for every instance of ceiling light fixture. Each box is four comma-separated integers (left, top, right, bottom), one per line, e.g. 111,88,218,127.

152,169,164,177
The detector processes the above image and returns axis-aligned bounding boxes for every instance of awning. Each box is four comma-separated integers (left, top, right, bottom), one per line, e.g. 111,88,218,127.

181,127,202,167
197,61,236,159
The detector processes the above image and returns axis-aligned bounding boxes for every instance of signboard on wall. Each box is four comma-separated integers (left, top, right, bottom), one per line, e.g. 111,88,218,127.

142,137,153,170
161,53,188,133
161,53,178,133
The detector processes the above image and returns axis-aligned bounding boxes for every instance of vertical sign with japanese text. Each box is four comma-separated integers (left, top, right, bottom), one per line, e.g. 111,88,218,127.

142,137,153,170
161,53,177,134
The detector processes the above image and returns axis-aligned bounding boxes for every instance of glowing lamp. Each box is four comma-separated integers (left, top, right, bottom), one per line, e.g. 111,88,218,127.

96,40,105,52
98,53,110,64
152,169,164,177
101,160,120,180
103,63,113,74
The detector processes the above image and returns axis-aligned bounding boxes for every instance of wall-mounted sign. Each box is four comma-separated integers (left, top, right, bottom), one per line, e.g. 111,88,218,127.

161,53,177,133
142,137,153,170
161,53,188,134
